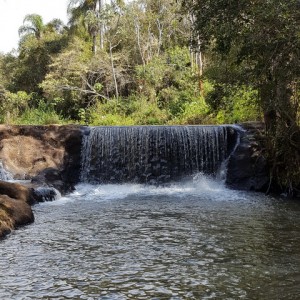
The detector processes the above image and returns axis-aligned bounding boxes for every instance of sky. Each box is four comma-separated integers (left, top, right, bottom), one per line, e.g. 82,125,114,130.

0,0,69,53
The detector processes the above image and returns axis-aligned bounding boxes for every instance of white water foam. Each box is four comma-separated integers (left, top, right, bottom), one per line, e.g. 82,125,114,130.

47,173,248,206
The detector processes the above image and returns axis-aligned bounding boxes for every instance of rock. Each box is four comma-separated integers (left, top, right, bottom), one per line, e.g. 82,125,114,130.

0,195,34,227
0,125,84,239
31,167,74,195
0,181,35,239
226,122,270,192
32,186,61,202
0,125,83,182
0,180,36,204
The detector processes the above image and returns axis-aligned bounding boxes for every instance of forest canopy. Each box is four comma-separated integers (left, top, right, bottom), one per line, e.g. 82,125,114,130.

0,0,264,126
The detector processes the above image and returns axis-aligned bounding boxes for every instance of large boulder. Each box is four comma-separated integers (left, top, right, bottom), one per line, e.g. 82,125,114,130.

0,125,83,184
0,181,35,239
0,196,34,227
0,180,36,204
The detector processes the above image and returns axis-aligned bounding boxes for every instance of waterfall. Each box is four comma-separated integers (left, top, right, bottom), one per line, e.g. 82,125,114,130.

0,161,13,181
80,126,238,184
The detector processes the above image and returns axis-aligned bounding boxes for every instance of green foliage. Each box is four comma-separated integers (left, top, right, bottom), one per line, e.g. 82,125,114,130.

205,85,261,124
0,91,31,123
175,97,212,125
136,47,201,118
0,0,266,130
88,99,135,125
185,0,300,193
131,100,169,125
40,37,92,118
15,101,68,125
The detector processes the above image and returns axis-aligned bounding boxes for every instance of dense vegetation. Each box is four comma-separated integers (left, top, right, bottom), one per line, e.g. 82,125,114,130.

183,0,300,194
0,0,299,194
0,0,261,125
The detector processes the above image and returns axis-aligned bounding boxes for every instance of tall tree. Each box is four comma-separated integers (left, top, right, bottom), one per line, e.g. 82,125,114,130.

68,0,99,53
184,0,300,192
18,14,45,40
15,15,68,94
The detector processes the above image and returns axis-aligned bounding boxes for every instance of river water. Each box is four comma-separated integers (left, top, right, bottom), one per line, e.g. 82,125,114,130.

1,175,300,299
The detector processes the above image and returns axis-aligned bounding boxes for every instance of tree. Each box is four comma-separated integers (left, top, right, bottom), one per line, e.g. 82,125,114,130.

18,14,45,40
184,0,300,193
68,0,120,53
68,0,98,53
13,15,69,94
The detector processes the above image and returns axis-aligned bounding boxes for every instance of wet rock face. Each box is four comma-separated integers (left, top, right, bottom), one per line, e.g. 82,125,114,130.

0,125,83,185
31,167,74,196
80,126,236,184
226,123,269,192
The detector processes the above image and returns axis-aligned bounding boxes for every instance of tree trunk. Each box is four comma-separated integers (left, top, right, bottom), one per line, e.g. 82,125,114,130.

134,18,145,67
99,0,104,49
156,18,163,56
92,33,97,54
109,41,119,98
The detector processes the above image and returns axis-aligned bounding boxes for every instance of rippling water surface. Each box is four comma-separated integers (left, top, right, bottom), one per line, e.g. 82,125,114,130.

1,175,300,299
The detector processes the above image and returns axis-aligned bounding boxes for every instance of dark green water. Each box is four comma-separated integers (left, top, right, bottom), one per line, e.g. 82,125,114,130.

1,178,300,299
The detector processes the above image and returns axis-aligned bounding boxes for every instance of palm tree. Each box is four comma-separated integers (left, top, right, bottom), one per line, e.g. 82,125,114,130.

68,0,105,53
18,14,45,40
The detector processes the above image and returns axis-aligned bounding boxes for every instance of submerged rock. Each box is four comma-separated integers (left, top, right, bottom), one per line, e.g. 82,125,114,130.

32,186,61,202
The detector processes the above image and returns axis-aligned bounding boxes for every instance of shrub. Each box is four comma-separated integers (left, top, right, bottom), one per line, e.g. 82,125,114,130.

15,101,68,125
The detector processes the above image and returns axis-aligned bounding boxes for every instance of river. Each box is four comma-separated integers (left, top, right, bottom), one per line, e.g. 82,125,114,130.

1,175,300,299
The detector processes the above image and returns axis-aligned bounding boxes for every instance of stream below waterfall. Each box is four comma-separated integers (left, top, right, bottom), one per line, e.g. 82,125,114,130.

1,175,300,299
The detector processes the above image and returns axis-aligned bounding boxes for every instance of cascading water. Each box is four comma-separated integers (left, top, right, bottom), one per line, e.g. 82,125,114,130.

80,125,238,184
0,160,13,181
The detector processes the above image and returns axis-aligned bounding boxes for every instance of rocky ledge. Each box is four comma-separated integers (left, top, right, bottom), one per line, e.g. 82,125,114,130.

0,125,84,239
0,125,83,192
226,122,269,192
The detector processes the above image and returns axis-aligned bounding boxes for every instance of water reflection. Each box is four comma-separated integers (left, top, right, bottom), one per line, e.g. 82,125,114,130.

1,181,300,299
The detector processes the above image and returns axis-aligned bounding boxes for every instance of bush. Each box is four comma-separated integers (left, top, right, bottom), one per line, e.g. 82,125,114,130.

207,85,262,124
15,101,68,125
131,100,170,125
88,100,135,125
0,90,31,123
